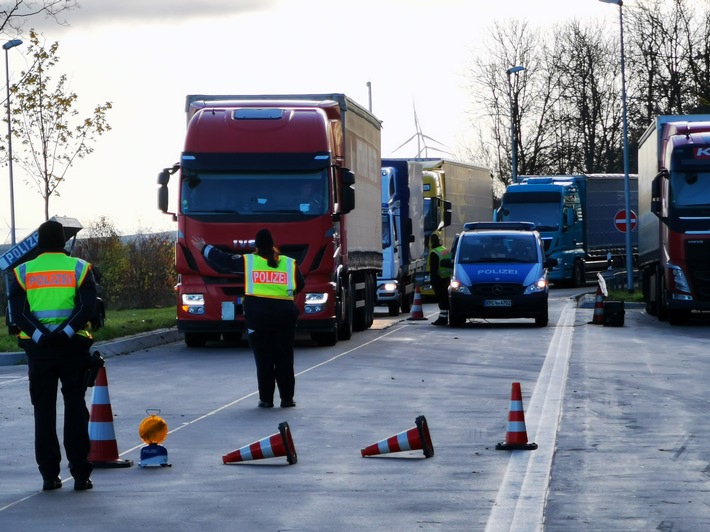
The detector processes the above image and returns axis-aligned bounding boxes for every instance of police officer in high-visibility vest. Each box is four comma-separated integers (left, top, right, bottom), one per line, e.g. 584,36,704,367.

428,233,452,326
8,220,98,491
192,229,304,408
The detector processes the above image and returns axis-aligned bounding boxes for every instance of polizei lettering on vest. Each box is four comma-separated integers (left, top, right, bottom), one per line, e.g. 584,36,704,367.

27,271,76,288
252,270,287,285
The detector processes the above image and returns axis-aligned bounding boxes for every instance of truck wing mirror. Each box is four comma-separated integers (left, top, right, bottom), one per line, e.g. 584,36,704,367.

442,200,452,228
651,169,668,217
340,168,356,213
545,257,558,268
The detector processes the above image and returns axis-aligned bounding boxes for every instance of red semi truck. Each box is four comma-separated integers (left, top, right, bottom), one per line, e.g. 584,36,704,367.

158,94,382,346
638,115,710,324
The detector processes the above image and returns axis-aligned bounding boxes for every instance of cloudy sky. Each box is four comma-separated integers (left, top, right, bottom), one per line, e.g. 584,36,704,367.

1,0,612,241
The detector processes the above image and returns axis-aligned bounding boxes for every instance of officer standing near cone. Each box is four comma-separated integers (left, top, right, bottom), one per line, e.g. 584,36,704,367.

192,229,304,408
8,220,97,491
428,233,452,326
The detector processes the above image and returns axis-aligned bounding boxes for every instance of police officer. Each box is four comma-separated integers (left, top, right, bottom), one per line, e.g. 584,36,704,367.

428,233,452,326
8,220,97,491
192,229,304,408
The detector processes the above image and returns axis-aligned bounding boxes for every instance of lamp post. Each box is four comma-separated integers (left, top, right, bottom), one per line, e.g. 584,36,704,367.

3,38,22,246
507,65,525,183
600,0,634,292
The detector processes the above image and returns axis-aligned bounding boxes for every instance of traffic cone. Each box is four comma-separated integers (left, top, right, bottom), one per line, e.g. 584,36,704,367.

361,415,434,458
496,382,537,451
88,366,133,467
407,286,427,321
222,421,297,465
591,283,605,325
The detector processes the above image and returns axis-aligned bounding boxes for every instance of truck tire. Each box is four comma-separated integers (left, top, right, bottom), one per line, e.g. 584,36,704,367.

400,285,413,313
387,300,400,316
185,332,208,348
657,269,669,322
366,275,375,328
338,280,353,341
572,260,586,287
643,268,657,316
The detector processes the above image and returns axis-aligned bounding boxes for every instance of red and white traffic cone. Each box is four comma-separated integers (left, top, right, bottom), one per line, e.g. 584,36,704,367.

222,421,297,465
496,382,537,451
407,286,427,321
88,366,133,467
361,415,434,458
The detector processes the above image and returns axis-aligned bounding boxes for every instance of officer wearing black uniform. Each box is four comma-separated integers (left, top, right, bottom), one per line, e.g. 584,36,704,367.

8,220,97,491
191,229,305,408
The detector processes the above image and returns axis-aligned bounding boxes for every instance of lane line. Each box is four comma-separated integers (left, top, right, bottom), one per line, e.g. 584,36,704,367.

485,299,576,532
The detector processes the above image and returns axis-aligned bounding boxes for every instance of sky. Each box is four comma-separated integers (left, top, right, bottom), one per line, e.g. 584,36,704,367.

0,0,614,242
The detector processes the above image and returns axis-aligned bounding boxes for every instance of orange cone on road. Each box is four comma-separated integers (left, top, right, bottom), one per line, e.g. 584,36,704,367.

361,415,434,458
407,286,427,321
88,366,133,467
591,283,605,325
496,382,537,451
222,421,297,465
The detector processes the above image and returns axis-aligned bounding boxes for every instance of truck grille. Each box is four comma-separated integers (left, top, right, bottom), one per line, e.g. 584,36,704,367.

686,240,710,301
472,283,524,296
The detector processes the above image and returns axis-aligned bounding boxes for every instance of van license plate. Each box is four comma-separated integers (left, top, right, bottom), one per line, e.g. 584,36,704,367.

484,299,511,307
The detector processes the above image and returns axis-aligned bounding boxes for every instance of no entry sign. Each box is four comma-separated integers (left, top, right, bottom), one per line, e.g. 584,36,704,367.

614,209,637,233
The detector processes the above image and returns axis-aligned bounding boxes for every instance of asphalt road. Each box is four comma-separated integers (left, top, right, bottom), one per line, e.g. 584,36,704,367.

1,289,709,531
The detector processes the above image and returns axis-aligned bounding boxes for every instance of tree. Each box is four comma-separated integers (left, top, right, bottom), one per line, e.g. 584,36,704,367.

0,1,77,35
10,31,112,220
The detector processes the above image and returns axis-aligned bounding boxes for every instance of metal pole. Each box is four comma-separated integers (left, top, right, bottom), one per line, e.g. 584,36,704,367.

619,2,634,292
5,47,15,245
507,66,524,183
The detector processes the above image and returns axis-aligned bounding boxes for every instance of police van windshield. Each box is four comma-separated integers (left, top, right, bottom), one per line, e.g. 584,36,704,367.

457,234,538,264
180,171,328,216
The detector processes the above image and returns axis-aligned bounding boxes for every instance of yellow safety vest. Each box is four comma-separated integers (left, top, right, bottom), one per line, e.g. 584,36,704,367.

244,254,296,300
14,253,93,339
433,246,452,278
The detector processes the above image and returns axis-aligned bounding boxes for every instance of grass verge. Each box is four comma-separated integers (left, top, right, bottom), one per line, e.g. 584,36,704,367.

0,307,176,353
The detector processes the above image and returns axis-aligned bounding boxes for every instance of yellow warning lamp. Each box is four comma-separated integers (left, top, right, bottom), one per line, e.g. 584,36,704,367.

138,409,171,467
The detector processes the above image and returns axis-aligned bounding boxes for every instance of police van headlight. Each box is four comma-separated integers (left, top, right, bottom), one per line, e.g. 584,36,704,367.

524,278,548,294
449,279,471,295
304,292,328,314
181,293,205,314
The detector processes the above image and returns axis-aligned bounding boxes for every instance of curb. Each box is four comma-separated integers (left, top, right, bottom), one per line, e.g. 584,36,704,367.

0,328,184,367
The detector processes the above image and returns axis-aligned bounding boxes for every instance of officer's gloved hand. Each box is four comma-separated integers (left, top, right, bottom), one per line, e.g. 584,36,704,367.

48,330,70,348
36,334,50,349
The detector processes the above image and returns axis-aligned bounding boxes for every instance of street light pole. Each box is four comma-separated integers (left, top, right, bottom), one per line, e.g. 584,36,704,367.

600,0,634,292
507,66,525,183
3,38,22,246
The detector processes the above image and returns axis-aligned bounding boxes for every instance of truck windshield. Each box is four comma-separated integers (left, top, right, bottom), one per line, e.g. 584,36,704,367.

670,171,710,207
180,171,328,216
499,203,559,231
382,214,392,248
423,197,438,234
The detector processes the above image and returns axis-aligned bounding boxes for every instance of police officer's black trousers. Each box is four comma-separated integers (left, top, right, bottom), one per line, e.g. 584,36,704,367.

27,350,92,481
248,325,296,403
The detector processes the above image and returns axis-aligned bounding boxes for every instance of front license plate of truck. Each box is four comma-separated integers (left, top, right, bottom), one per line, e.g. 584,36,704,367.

484,299,511,307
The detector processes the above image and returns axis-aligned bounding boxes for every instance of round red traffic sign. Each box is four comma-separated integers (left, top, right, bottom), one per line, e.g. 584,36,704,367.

614,209,637,232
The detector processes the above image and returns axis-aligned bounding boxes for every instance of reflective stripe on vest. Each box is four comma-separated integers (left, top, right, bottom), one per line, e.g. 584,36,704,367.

433,246,452,278
14,253,92,337
244,254,296,300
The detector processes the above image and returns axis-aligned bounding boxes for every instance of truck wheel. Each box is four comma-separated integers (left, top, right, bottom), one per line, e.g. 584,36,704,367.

572,261,586,287
388,300,400,316
185,332,207,348
366,275,375,328
643,269,657,316
657,270,669,322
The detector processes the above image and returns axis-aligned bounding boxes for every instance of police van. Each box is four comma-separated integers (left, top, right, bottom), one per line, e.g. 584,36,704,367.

446,222,557,327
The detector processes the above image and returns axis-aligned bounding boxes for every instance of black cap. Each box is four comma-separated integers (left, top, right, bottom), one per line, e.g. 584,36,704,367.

255,228,274,250
37,220,66,252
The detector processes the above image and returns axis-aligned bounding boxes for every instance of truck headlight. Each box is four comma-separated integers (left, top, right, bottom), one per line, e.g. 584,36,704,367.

668,263,691,293
304,292,328,314
181,293,205,314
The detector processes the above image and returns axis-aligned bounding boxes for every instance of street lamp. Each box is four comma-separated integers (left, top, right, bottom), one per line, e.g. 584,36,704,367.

600,0,633,292
507,65,525,183
3,38,22,246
